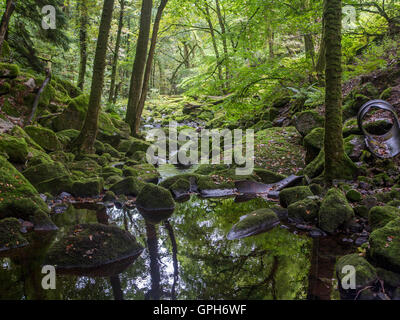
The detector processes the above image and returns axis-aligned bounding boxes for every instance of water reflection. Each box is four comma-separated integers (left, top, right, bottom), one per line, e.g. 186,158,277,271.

0,196,315,300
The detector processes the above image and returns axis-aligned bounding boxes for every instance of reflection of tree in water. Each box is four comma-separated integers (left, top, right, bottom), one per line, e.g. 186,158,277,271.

172,197,312,300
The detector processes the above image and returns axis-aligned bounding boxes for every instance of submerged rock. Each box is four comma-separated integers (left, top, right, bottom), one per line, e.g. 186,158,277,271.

369,218,400,273
319,188,354,234
45,223,143,276
227,208,280,240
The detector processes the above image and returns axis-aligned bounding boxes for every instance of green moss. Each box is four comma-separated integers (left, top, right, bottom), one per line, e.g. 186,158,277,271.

46,223,143,268
369,218,400,273
0,80,10,95
342,118,361,138
0,135,29,163
336,254,377,291
72,178,104,198
319,188,354,234
103,143,120,157
110,177,145,196
387,200,400,208
123,164,160,183
376,267,400,288
101,166,123,180
0,156,48,219
23,161,69,187
52,77,82,98
368,206,400,231
288,198,320,222
103,191,116,202
170,179,191,194
68,159,101,177
36,175,74,195
24,125,62,152
302,149,324,178
194,164,229,176
0,63,19,79
380,87,393,100
279,186,313,208
346,189,362,203
49,151,75,163
136,183,175,210
0,218,28,251
126,138,152,156
52,94,88,132
10,126,45,152
56,129,80,141
253,168,287,184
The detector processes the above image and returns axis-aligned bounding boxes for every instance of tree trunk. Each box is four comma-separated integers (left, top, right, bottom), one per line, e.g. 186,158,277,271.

215,0,229,83
133,0,168,136
323,0,357,182
0,0,15,56
108,0,125,103
77,0,89,90
316,0,326,80
304,33,315,67
72,0,115,154
125,0,153,135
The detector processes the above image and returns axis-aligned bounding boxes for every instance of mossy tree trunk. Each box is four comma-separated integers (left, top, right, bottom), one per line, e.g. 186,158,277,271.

323,0,357,183
0,0,15,56
108,0,125,103
125,0,153,136
134,0,169,135
316,0,326,80
72,0,115,154
77,0,89,90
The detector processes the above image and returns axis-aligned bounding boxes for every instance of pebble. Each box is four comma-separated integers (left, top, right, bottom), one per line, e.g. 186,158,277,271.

355,237,368,246
309,229,326,238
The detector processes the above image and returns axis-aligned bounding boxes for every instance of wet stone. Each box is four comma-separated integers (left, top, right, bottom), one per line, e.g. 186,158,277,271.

355,237,369,246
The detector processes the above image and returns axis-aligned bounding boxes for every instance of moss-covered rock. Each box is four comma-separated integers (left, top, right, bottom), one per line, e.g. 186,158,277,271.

23,161,69,187
101,166,123,180
24,125,62,152
136,184,175,210
227,208,280,240
72,178,104,198
36,175,74,195
0,135,29,163
52,94,88,132
126,138,152,156
0,156,50,223
103,143,120,158
0,63,19,79
109,177,144,196
302,149,324,178
319,188,354,234
288,198,320,222
103,191,116,202
279,186,313,208
344,135,366,161
336,254,377,299
343,118,361,138
369,218,400,273
123,163,160,184
253,168,286,184
0,80,11,95
368,206,400,231
376,267,400,288
303,127,324,163
49,151,75,163
0,218,28,252
45,223,143,274
346,189,362,203
170,178,191,196
68,159,101,177
294,110,324,137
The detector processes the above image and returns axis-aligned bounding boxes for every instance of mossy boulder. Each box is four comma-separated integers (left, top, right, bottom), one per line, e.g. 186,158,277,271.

336,254,377,299
68,159,101,177
319,188,354,234
0,80,11,95
368,206,400,231
194,164,230,176
101,166,123,180
22,161,69,187
24,125,62,152
49,151,75,163
0,63,19,79
126,138,152,156
0,218,29,253
136,184,175,224
71,178,104,198
52,94,89,132
346,189,362,203
109,177,144,196
136,184,175,211
0,135,29,163
170,178,191,197
376,267,400,288
294,110,324,137
45,223,143,275
279,186,313,208
253,168,286,184
103,191,116,202
303,127,324,163
227,208,280,240
369,218,400,273
36,175,74,195
123,163,160,184
288,198,320,223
